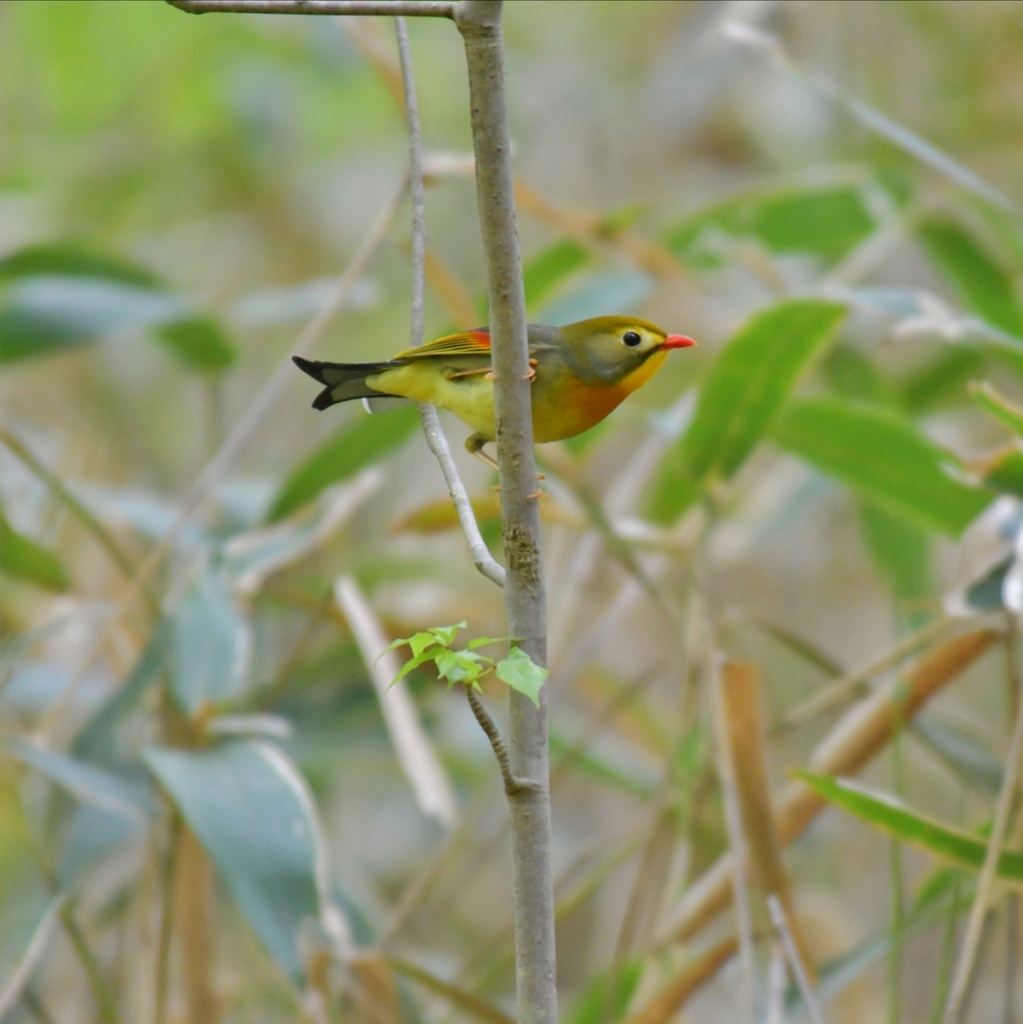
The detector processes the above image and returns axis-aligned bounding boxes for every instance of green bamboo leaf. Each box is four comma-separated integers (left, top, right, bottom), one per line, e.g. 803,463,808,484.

970,380,1023,437
647,299,847,522
7,740,156,820
795,771,1023,884
0,243,237,369
918,215,1023,339
73,638,165,762
268,404,419,521
0,512,71,591
770,397,991,536
977,445,1023,498
822,344,899,406
566,961,644,1024
0,243,158,286
522,239,589,310
901,348,986,412
167,566,249,714
665,179,880,267
0,276,185,363
156,315,236,370
145,740,339,981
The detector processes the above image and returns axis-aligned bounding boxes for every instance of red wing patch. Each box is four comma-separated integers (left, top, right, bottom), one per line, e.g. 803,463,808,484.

393,329,491,361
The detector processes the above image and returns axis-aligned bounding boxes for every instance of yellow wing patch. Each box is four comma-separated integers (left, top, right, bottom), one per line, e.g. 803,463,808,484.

392,330,492,361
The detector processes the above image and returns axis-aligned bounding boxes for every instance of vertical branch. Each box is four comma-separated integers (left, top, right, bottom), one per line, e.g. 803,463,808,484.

454,2,556,1023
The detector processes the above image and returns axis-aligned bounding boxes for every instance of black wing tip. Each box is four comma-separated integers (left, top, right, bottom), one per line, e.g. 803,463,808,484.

311,390,336,411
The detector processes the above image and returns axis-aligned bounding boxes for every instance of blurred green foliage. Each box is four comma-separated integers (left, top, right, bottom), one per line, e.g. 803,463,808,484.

3,2,1023,1022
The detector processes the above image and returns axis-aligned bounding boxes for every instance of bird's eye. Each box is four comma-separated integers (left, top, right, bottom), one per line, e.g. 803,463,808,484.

622,331,642,347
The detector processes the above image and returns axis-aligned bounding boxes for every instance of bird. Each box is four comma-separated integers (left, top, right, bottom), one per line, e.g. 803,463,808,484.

292,315,696,469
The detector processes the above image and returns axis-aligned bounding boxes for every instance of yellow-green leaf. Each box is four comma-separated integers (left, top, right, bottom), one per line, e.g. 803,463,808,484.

795,771,1023,884
647,299,847,522
0,513,70,591
771,397,991,536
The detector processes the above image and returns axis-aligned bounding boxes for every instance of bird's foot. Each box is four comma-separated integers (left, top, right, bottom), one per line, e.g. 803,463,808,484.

522,359,538,382
490,476,546,496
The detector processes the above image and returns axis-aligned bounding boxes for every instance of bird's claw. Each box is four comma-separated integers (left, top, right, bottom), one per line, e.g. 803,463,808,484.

523,359,538,382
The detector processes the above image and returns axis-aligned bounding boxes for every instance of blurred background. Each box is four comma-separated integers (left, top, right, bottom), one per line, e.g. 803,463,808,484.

2,1,1023,1021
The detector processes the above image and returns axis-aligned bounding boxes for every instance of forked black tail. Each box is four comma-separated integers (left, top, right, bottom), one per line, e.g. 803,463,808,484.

292,355,401,410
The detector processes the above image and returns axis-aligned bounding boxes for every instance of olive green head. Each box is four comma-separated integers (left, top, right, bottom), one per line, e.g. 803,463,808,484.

553,315,696,384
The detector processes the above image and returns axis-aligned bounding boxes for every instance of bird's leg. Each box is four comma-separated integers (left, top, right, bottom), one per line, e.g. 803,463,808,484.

465,433,500,470
466,433,547,491
523,358,538,382
446,366,494,381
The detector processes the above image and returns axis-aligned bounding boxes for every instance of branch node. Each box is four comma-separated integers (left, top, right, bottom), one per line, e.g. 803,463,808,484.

503,776,541,797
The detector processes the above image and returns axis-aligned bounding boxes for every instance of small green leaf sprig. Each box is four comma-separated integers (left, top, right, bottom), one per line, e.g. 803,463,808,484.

385,622,547,708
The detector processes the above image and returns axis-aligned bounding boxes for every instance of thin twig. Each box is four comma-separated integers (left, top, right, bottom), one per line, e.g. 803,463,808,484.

780,615,956,728
767,894,827,1024
167,0,456,16
336,575,458,826
943,625,1023,1024
465,687,529,795
393,16,505,587
764,941,787,1024
418,415,507,586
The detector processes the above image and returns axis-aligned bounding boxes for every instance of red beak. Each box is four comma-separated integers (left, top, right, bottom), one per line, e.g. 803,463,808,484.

662,334,697,349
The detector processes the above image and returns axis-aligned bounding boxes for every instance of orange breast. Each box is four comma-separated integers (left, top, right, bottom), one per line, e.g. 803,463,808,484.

532,349,669,443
